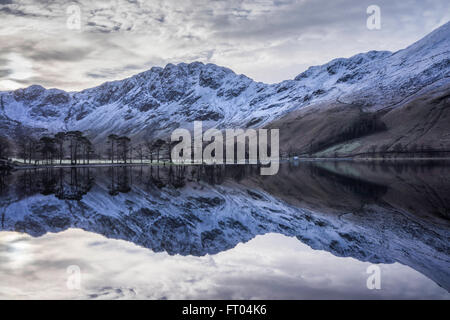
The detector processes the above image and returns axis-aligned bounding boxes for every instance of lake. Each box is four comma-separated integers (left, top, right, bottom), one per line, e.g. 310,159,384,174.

0,160,449,299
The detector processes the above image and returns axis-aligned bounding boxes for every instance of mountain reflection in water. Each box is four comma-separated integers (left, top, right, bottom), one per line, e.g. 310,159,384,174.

0,161,449,295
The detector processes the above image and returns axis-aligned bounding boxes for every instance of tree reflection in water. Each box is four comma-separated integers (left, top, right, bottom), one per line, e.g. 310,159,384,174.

4,165,257,201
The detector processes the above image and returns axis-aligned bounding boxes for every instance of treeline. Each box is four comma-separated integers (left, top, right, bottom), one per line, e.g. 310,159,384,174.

16,131,94,165
369,142,450,158
108,135,174,164
0,136,10,161
1,130,249,165
0,131,177,166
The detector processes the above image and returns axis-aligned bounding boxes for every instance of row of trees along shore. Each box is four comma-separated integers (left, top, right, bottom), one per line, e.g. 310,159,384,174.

0,131,176,166
1,130,448,167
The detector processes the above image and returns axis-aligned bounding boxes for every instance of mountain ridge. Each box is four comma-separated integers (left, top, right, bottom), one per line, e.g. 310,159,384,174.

0,21,449,153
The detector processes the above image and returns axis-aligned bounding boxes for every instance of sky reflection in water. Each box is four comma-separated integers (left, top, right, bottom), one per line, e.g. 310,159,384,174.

0,230,448,299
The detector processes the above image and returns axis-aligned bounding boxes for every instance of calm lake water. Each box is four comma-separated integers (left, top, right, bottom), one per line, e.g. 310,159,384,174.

0,161,449,299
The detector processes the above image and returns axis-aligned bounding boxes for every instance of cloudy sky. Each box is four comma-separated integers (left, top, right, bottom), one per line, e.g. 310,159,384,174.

0,0,449,91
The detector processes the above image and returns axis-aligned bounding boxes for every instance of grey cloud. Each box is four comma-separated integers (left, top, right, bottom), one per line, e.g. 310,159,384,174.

87,21,114,33
86,63,144,79
86,72,113,79
0,69,13,78
0,6,29,16
0,2,50,18
155,15,165,23
121,64,139,70
203,50,214,61
29,48,92,62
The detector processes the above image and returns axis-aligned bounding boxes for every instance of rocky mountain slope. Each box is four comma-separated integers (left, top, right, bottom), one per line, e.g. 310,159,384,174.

268,81,450,156
0,22,449,153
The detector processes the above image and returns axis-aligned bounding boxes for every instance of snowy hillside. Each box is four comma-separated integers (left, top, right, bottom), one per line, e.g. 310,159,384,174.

0,22,449,142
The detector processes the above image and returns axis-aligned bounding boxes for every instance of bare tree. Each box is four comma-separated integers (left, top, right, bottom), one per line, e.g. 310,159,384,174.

107,134,119,164
86,140,94,164
17,138,28,163
64,131,93,165
65,131,83,164
0,136,10,160
16,134,36,164
38,136,57,164
54,132,66,164
135,144,145,164
116,136,131,164
166,138,178,163
144,140,154,163
152,139,165,164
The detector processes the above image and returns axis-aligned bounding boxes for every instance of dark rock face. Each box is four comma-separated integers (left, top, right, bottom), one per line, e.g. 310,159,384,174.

41,91,70,105
199,65,230,89
187,196,225,208
136,99,161,112
30,106,60,117
245,117,262,127
13,85,46,102
193,110,224,121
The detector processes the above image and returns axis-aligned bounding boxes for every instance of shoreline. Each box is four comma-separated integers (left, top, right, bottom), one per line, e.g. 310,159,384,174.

5,157,450,170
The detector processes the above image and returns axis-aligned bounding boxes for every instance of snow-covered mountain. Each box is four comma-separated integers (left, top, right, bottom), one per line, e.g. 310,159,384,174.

0,22,449,143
